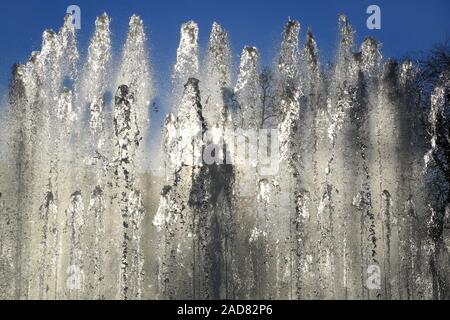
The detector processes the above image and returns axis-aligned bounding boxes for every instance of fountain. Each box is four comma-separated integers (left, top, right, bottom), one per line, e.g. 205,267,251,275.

0,12,449,300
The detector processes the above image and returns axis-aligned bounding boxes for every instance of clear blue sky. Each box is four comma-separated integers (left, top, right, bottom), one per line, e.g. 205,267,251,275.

0,0,449,96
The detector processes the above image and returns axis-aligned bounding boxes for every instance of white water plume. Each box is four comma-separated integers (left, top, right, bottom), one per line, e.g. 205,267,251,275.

0,13,449,301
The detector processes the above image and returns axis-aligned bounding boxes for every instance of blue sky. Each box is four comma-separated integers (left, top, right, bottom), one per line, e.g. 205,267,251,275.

0,0,449,97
